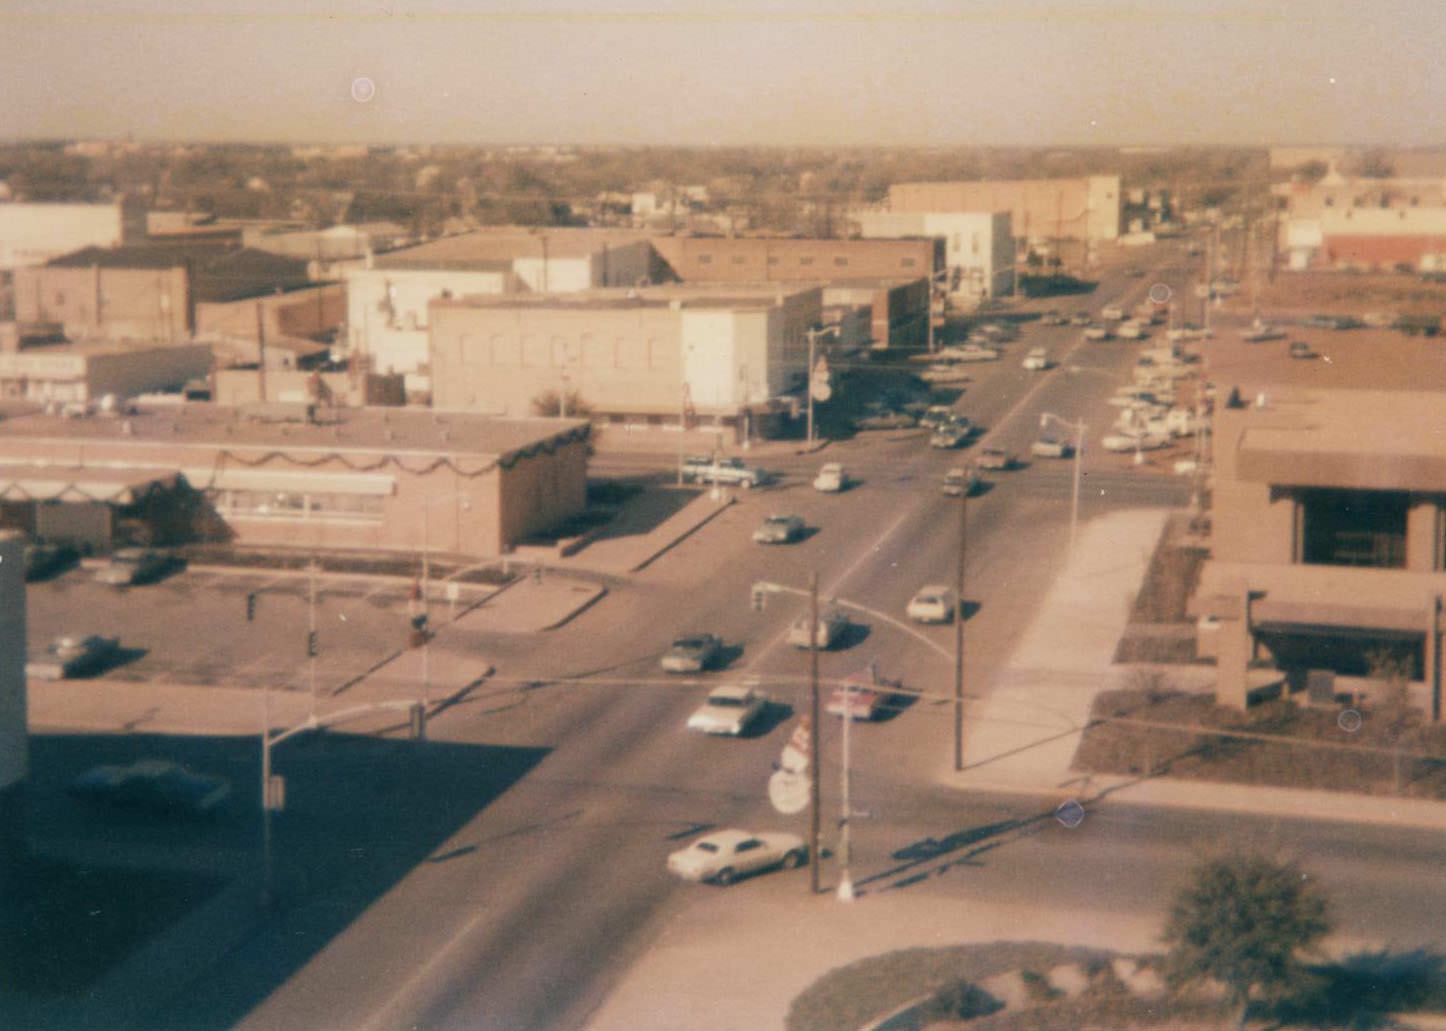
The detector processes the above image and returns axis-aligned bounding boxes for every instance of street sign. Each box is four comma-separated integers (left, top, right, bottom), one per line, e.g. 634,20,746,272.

779,714,811,773
768,770,809,815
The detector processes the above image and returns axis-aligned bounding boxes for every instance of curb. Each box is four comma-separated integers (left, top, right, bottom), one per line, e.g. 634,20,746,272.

631,496,736,572
541,584,610,630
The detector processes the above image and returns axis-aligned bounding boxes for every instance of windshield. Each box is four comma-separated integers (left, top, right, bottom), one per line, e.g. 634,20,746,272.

709,697,745,708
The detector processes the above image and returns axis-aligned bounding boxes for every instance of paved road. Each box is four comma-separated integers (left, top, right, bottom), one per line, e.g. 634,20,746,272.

101,244,1437,1031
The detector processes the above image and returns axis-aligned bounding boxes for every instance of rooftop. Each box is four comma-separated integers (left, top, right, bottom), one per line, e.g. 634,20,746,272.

44,244,311,302
372,228,655,270
432,282,818,314
1197,326,1446,395
0,403,590,460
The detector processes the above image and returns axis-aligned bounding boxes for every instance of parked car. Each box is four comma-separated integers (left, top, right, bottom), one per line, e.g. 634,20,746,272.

1038,310,1066,326
24,542,79,581
660,633,724,673
1021,347,1051,371
975,448,1013,471
919,405,955,429
686,683,767,736
753,514,805,544
1101,304,1126,321
940,467,981,498
1082,325,1112,341
1124,266,1146,278
666,828,807,885
94,547,177,586
1303,314,1359,331
812,463,847,492
920,362,972,384
1240,320,1286,342
26,634,121,680
853,407,917,430
786,605,849,649
939,343,1001,363
1069,311,1093,326
1116,321,1148,340
906,585,956,624
1288,339,1317,359
1030,436,1073,459
69,759,231,817
825,665,900,721
929,422,970,449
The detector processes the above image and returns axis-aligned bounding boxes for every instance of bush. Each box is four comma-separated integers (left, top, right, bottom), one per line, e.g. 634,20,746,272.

921,979,1005,1022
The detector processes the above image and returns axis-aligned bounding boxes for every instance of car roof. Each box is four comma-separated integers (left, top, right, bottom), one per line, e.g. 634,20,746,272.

709,683,757,701
694,828,755,848
916,584,951,595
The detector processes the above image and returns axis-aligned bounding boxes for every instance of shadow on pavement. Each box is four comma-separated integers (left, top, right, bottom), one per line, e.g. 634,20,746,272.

13,731,548,1030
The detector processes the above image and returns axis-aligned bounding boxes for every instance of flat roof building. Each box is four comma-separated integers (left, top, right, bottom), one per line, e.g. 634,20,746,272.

0,404,589,558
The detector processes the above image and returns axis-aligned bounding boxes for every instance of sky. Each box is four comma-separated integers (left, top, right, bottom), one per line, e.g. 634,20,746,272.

2,0,1443,148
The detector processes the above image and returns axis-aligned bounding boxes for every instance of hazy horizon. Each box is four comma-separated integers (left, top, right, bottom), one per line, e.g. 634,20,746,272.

3,1,1442,149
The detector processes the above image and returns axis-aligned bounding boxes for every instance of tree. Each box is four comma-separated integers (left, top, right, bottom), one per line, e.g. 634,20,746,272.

1163,853,1332,1028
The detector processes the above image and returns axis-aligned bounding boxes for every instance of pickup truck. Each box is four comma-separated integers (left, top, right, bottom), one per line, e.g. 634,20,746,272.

680,455,770,488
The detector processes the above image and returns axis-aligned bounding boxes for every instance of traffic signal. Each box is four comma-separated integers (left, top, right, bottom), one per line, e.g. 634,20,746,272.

246,593,256,622
751,584,766,612
306,630,318,659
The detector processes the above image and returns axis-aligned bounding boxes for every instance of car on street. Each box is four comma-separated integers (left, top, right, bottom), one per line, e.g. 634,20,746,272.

1289,339,1318,359
69,759,231,817
26,634,121,680
1101,304,1126,321
24,541,79,581
940,467,981,497
944,343,1001,362
680,455,769,488
920,362,971,384
1038,310,1066,326
660,633,724,673
1030,436,1073,459
929,421,970,449
812,463,847,492
1303,314,1359,330
975,447,1013,471
1069,310,1092,325
686,683,767,736
825,665,899,721
753,514,805,544
1116,320,1148,340
1021,347,1051,371
1082,325,1112,341
906,585,956,624
1102,431,1172,453
1240,320,1286,342
666,828,807,885
786,605,849,649
1124,266,1146,278
94,547,177,586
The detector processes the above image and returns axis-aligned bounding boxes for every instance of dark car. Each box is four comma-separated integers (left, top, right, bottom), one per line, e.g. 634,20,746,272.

70,760,232,817
853,407,917,431
24,542,79,581
1288,340,1318,359
660,633,725,673
1302,314,1360,331
752,514,805,544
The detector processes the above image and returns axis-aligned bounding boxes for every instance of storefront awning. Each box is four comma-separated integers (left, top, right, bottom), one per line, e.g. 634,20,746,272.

0,465,179,505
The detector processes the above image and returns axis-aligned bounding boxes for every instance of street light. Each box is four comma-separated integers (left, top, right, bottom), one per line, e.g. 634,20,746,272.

1039,411,1086,566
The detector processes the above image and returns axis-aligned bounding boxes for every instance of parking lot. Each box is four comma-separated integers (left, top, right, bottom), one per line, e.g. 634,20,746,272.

25,565,495,694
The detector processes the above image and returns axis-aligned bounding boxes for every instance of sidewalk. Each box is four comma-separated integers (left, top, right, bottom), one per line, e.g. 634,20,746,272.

943,508,1446,832
553,489,737,574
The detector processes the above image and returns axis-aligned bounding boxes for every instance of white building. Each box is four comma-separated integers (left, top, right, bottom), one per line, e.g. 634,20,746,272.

343,229,655,394
0,202,123,269
851,210,1014,298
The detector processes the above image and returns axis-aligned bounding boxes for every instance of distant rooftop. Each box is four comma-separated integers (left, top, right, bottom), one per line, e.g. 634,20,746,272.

372,227,655,270
1200,326,1446,395
433,282,819,313
44,244,312,302
0,403,590,460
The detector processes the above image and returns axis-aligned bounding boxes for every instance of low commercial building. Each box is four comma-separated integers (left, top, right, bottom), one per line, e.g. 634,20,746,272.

343,228,657,389
1193,331,1446,718
849,210,1014,299
0,405,589,557
428,284,820,434
14,244,312,343
0,201,123,269
194,282,345,368
0,340,211,405
649,234,941,286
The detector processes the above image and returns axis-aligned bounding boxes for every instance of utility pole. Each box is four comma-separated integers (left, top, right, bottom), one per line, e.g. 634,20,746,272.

805,328,819,445
809,570,821,894
307,558,318,722
837,661,854,902
954,491,967,771
256,297,268,403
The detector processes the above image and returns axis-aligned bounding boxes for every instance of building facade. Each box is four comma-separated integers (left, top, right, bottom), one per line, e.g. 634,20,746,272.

0,202,123,269
0,531,25,861
0,406,589,557
649,235,942,285
887,176,1122,245
0,342,212,405
849,210,1014,298
428,285,821,427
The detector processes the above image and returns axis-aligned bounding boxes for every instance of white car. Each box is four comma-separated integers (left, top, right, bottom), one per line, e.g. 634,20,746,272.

1116,321,1147,340
940,343,1000,362
1082,325,1112,341
940,467,980,497
786,605,849,649
686,684,767,736
1101,304,1126,321
1102,431,1172,453
906,585,956,624
667,828,807,885
1021,347,1051,371
1030,436,1073,459
813,463,847,492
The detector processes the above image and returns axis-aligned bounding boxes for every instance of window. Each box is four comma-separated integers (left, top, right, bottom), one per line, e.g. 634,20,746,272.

799,257,815,267
54,291,66,305
767,256,780,265
833,256,848,267
732,255,747,265
697,254,713,265
1298,488,1408,568
901,258,916,268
